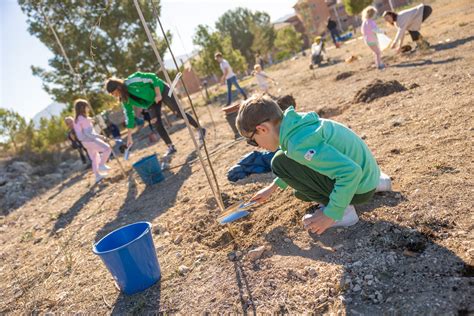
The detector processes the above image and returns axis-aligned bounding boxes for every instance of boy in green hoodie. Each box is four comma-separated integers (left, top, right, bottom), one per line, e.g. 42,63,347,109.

236,95,385,235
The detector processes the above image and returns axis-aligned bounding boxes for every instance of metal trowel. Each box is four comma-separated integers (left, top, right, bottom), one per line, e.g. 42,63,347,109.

217,201,256,225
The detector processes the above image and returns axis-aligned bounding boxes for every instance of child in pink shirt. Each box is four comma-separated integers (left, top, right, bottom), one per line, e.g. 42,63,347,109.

73,99,112,183
361,6,385,70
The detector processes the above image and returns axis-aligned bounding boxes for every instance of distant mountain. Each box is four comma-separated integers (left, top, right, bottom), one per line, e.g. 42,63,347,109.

163,51,199,70
32,102,67,127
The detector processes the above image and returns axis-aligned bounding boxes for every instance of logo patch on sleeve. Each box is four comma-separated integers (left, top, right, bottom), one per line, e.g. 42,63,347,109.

304,149,316,161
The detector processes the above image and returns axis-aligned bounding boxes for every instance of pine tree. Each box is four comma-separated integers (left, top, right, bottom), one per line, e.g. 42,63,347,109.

18,0,171,111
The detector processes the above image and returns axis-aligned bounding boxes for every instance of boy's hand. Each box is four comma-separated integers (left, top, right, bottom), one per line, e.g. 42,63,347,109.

251,183,277,203
305,212,335,235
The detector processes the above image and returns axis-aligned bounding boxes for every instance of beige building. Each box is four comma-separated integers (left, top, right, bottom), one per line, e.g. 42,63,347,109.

294,0,331,39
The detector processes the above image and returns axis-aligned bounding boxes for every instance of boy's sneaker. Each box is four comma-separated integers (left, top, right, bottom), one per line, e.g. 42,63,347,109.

198,128,207,147
164,144,177,157
302,205,359,229
376,172,392,192
332,205,359,228
98,164,111,172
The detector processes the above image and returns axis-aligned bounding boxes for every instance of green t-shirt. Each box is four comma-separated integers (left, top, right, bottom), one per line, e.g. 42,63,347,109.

122,72,165,129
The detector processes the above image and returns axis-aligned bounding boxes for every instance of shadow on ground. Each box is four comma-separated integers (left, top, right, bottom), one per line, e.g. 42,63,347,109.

432,35,474,51
94,151,196,241
51,180,106,235
111,280,163,314
261,194,473,314
392,57,462,68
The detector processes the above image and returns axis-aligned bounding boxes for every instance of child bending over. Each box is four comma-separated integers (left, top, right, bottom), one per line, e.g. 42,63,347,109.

236,95,388,234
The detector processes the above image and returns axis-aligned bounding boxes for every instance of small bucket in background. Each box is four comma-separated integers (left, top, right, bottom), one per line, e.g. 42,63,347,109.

132,154,164,185
93,222,161,295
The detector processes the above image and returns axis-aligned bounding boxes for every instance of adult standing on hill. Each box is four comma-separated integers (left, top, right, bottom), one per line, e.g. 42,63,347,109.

327,17,340,48
383,3,432,52
105,72,206,157
215,52,247,106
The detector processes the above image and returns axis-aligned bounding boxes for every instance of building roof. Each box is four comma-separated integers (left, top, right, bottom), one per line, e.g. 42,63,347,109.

273,12,297,24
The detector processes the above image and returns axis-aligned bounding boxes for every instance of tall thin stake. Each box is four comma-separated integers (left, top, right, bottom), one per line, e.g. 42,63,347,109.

149,0,223,205
133,0,225,212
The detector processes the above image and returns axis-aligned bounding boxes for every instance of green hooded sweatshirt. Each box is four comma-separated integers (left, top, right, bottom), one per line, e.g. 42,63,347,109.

274,106,380,220
122,72,165,129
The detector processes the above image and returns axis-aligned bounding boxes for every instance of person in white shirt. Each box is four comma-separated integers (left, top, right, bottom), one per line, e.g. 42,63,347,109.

383,4,432,52
215,52,247,106
310,36,327,68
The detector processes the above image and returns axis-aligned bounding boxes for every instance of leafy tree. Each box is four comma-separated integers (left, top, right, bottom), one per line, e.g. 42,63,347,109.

250,18,276,57
274,26,303,55
18,0,171,110
0,108,26,153
215,8,275,64
191,25,247,78
37,116,68,151
343,0,373,15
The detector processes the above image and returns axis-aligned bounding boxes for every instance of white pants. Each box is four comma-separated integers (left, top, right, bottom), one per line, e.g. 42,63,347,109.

82,139,112,177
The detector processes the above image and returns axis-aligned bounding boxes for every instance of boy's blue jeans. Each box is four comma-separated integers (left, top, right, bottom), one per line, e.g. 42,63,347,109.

226,76,247,105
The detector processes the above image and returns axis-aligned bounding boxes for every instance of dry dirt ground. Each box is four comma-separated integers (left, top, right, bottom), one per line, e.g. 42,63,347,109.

1,0,473,314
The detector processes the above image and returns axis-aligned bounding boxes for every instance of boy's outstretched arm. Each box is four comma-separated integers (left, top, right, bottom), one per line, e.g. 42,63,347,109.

251,181,279,203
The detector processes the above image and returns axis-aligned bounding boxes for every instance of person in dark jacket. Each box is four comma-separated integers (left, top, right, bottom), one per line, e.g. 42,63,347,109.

105,121,121,139
327,17,341,48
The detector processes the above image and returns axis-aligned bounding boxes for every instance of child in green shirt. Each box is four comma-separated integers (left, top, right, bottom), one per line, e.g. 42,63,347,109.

236,95,389,234
106,72,205,156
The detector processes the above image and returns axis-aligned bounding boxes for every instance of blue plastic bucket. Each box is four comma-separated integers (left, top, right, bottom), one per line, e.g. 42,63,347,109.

93,222,161,295
132,154,164,185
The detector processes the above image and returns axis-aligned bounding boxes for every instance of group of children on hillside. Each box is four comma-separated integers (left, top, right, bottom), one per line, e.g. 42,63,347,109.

68,3,435,233
67,71,207,183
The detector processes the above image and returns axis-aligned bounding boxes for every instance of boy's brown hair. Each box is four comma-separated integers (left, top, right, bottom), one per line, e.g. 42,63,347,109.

236,94,283,135
276,94,296,112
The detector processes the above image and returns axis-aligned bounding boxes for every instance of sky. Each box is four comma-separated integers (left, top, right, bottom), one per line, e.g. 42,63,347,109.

0,0,294,121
